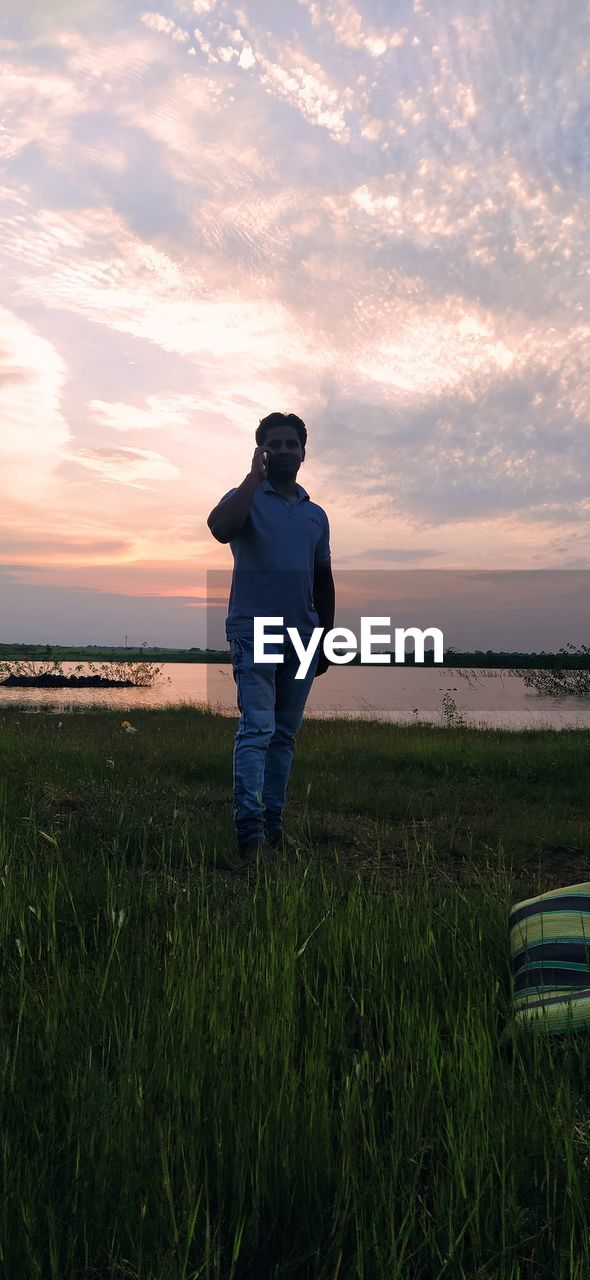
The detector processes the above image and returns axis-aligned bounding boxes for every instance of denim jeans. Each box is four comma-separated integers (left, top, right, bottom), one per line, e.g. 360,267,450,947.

229,633,319,844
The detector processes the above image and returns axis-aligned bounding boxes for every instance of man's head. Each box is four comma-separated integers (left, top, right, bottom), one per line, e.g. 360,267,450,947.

255,412,307,481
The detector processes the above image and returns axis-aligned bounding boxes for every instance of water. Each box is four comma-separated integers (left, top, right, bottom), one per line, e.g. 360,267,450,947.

1,662,589,730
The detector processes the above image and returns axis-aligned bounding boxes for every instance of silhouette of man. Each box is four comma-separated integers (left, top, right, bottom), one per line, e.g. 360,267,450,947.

207,412,335,865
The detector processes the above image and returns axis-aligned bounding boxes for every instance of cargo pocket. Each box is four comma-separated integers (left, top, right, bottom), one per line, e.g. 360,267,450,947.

229,639,243,708
229,637,243,671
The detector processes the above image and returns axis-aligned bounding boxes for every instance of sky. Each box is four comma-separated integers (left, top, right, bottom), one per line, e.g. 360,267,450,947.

0,0,588,650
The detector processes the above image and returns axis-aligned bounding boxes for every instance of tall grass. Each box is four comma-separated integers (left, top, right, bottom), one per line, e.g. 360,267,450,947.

0,704,589,1279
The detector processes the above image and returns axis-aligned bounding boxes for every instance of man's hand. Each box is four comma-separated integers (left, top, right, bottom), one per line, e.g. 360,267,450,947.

207,448,268,542
315,652,330,677
250,445,269,482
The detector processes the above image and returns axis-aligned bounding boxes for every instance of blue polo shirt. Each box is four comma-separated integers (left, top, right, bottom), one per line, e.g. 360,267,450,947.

218,479,331,642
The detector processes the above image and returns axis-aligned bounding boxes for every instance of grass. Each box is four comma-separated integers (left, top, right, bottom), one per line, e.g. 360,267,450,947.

0,702,590,1279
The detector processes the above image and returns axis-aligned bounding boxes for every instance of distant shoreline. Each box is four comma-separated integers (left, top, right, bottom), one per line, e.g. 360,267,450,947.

1,645,589,670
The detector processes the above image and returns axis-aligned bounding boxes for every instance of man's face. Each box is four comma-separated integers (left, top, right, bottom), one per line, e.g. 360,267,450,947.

262,425,304,480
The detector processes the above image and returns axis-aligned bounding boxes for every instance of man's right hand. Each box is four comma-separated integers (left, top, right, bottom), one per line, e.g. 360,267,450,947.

250,445,269,482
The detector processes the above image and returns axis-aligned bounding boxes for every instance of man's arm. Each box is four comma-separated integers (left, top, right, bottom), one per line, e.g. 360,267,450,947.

207,446,267,543
313,563,335,634
313,562,335,677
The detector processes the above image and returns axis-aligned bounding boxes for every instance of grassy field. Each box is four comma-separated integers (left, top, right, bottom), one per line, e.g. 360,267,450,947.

1,703,590,1279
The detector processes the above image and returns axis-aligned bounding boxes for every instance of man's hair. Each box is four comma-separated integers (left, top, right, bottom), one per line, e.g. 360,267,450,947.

256,412,307,458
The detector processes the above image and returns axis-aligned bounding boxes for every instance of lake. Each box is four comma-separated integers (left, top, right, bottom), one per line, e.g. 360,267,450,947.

1,662,589,730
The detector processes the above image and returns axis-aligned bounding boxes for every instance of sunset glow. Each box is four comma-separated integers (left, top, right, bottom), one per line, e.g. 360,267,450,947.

1,0,588,646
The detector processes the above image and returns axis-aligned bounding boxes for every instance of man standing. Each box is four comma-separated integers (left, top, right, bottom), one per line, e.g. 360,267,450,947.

207,412,335,867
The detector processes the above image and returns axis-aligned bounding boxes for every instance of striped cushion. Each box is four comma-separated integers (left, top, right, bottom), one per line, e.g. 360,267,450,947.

501,882,590,1040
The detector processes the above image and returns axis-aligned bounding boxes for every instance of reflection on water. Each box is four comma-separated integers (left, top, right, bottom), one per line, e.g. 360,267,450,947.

1,663,590,730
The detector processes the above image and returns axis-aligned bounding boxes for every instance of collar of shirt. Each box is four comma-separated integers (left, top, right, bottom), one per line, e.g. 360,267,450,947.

260,479,310,504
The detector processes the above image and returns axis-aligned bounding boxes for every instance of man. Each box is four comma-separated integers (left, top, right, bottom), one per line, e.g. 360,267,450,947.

207,411,335,867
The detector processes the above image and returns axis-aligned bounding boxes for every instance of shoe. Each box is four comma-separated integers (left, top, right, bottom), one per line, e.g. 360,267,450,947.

233,836,269,869
265,829,299,852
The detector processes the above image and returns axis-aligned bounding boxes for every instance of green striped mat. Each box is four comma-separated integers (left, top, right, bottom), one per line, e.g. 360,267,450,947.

501,881,590,1041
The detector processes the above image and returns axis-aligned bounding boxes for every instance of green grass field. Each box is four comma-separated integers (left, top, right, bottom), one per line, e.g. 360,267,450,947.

1,703,589,1279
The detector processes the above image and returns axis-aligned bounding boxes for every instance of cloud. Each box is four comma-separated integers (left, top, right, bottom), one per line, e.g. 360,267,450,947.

313,341,590,528
0,533,134,558
4,0,115,40
0,306,71,503
340,547,444,561
62,444,180,490
140,12,190,42
296,0,408,58
87,393,199,432
257,50,353,143
7,192,332,378
0,58,90,161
